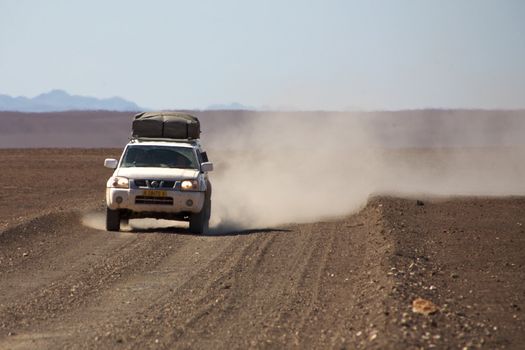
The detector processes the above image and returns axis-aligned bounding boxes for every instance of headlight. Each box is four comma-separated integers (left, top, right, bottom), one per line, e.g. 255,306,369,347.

107,176,129,189
181,179,199,191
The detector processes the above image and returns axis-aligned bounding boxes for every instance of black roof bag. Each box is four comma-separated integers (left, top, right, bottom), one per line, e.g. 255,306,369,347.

132,112,201,139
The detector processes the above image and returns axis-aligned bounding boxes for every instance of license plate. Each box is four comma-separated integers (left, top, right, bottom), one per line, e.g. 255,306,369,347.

143,190,167,197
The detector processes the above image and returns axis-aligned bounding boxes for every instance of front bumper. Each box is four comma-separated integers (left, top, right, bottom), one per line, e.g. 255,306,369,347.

106,187,205,213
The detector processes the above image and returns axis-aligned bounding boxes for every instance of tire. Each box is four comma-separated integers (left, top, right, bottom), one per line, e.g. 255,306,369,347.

189,199,211,235
106,207,121,231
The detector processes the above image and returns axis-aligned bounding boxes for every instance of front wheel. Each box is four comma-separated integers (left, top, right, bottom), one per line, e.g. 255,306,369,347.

189,200,211,235
106,207,121,231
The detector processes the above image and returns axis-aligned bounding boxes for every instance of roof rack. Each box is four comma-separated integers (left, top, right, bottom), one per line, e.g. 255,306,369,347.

129,136,200,145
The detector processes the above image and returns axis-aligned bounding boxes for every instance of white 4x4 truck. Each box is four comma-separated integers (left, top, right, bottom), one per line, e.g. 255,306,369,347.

104,112,213,234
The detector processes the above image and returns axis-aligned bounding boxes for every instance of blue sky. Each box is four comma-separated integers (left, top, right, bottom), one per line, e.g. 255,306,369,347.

1,0,524,110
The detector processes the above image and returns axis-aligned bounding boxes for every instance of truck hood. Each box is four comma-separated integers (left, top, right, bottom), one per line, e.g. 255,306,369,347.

116,167,199,180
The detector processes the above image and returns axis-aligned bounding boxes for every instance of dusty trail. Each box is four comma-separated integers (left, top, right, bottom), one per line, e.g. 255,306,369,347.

0,205,386,350
0,149,524,349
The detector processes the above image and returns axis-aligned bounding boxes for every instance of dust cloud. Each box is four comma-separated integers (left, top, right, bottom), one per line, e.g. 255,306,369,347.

80,110,525,232
206,111,525,230
82,212,187,232
81,212,107,231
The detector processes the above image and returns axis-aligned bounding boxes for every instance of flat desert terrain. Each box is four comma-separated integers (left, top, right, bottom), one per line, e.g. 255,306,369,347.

0,148,524,349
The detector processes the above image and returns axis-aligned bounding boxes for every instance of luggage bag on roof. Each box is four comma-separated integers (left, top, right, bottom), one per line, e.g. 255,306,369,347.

132,112,201,139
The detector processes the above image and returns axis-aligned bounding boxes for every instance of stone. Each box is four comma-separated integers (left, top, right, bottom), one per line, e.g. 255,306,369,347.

412,298,439,315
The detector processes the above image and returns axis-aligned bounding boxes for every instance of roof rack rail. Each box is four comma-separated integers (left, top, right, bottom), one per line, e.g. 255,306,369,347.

129,136,200,144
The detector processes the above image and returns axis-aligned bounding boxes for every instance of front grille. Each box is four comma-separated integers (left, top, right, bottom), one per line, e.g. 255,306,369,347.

134,179,147,187
135,196,174,205
133,179,176,189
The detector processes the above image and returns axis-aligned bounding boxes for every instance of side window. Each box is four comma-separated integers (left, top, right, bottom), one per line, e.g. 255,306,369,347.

196,150,203,164
201,151,209,162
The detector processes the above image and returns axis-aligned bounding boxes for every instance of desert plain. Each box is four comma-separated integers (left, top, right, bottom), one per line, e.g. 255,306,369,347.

0,110,524,349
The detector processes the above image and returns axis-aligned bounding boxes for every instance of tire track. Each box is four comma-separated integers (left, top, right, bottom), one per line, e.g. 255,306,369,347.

23,233,262,349
291,223,337,345
106,233,270,349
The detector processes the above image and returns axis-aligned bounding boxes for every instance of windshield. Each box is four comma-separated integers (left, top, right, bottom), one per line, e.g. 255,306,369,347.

120,145,198,169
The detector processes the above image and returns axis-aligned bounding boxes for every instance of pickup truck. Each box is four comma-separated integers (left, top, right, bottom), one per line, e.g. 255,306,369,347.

104,137,213,234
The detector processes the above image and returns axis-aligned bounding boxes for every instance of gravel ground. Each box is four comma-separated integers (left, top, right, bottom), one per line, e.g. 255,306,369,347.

0,149,523,349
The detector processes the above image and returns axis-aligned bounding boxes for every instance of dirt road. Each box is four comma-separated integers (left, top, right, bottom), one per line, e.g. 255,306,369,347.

0,149,524,349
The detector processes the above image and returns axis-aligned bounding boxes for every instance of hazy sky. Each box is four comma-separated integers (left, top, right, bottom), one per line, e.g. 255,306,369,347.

1,0,524,110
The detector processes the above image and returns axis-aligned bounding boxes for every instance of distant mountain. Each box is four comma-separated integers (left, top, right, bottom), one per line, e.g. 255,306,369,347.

206,102,254,110
0,90,142,112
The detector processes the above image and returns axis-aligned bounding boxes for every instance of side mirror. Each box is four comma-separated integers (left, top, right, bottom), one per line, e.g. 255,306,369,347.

201,162,214,172
201,151,209,162
104,158,118,169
